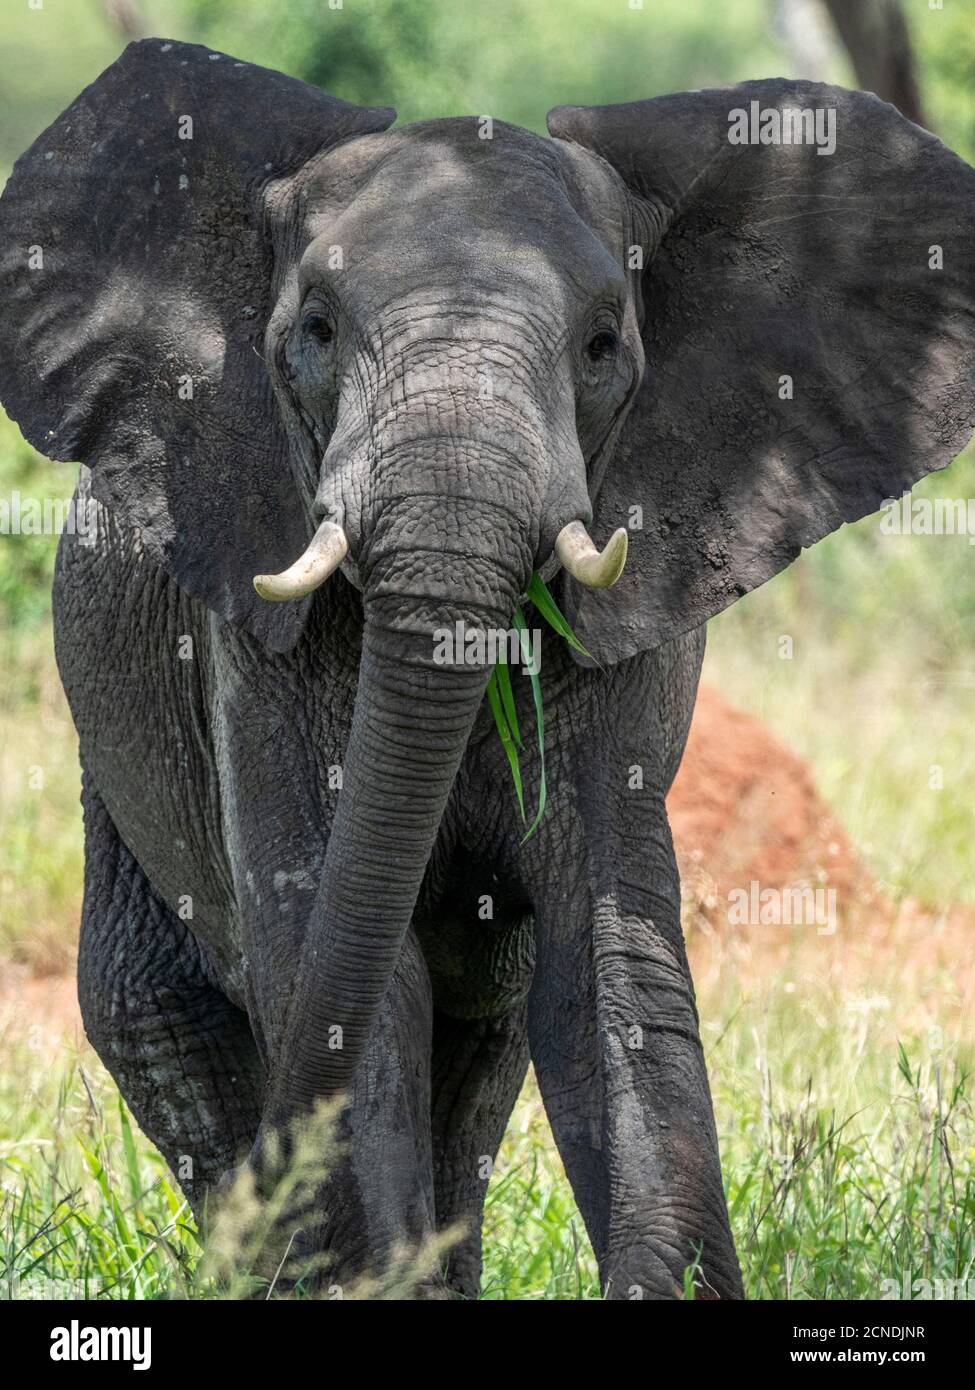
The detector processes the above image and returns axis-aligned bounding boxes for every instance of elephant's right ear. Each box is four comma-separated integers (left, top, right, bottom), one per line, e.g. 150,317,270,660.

0,39,394,652
549,82,975,666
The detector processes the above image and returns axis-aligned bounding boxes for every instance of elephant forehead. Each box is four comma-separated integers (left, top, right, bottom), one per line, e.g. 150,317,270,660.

295,120,627,304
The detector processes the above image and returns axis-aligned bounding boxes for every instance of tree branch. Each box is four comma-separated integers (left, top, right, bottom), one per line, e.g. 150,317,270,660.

821,0,927,128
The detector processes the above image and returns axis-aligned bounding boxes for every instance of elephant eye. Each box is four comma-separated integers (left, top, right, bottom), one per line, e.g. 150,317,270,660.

302,313,334,345
586,328,619,362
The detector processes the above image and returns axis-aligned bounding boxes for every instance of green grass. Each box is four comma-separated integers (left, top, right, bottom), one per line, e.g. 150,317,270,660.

0,626,82,973
2,988,972,1299
0,1039,198,1300
0,411,83,971
711,994,975,1300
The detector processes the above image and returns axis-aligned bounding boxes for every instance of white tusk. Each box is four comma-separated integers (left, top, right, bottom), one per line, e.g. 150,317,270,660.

253,519,349,601
554,520,628,589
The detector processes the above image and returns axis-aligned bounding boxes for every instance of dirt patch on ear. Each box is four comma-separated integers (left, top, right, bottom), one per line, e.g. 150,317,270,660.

668,684,874,925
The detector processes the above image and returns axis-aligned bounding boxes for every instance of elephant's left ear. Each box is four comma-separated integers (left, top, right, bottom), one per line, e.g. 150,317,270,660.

548,82,975,665
0,40,394,652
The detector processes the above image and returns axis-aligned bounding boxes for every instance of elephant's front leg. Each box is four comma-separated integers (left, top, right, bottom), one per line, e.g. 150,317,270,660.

524,786,742,1300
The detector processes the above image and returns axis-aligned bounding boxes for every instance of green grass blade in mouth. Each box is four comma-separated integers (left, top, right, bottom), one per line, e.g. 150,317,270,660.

514,604,547,843
486,666,526,824
488,574,589,835
524,571,596,664
493,656,523,750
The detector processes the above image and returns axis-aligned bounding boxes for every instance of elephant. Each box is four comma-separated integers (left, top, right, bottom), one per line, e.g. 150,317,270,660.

2,38,974,1299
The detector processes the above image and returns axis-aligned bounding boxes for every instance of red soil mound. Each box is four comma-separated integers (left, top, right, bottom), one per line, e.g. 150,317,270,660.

0,963,83,1046
668,684,873,923
1,683,879,1045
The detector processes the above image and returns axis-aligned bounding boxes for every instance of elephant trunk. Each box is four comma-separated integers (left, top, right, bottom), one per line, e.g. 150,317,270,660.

268,499,530,1120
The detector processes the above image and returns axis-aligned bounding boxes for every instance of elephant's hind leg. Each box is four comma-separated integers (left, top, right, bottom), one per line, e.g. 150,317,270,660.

77,778,265,1220
430,1004,530,1298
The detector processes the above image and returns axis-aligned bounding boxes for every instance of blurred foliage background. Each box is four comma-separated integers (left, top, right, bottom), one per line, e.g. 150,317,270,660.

1,0,974,157
2,0,975,1304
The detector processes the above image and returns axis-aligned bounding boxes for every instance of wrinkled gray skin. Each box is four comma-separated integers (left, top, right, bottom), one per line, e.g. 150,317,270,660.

3,42,975,1299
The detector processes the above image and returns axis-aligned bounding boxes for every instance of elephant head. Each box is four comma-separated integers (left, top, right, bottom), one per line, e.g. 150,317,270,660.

2,41,975,1135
